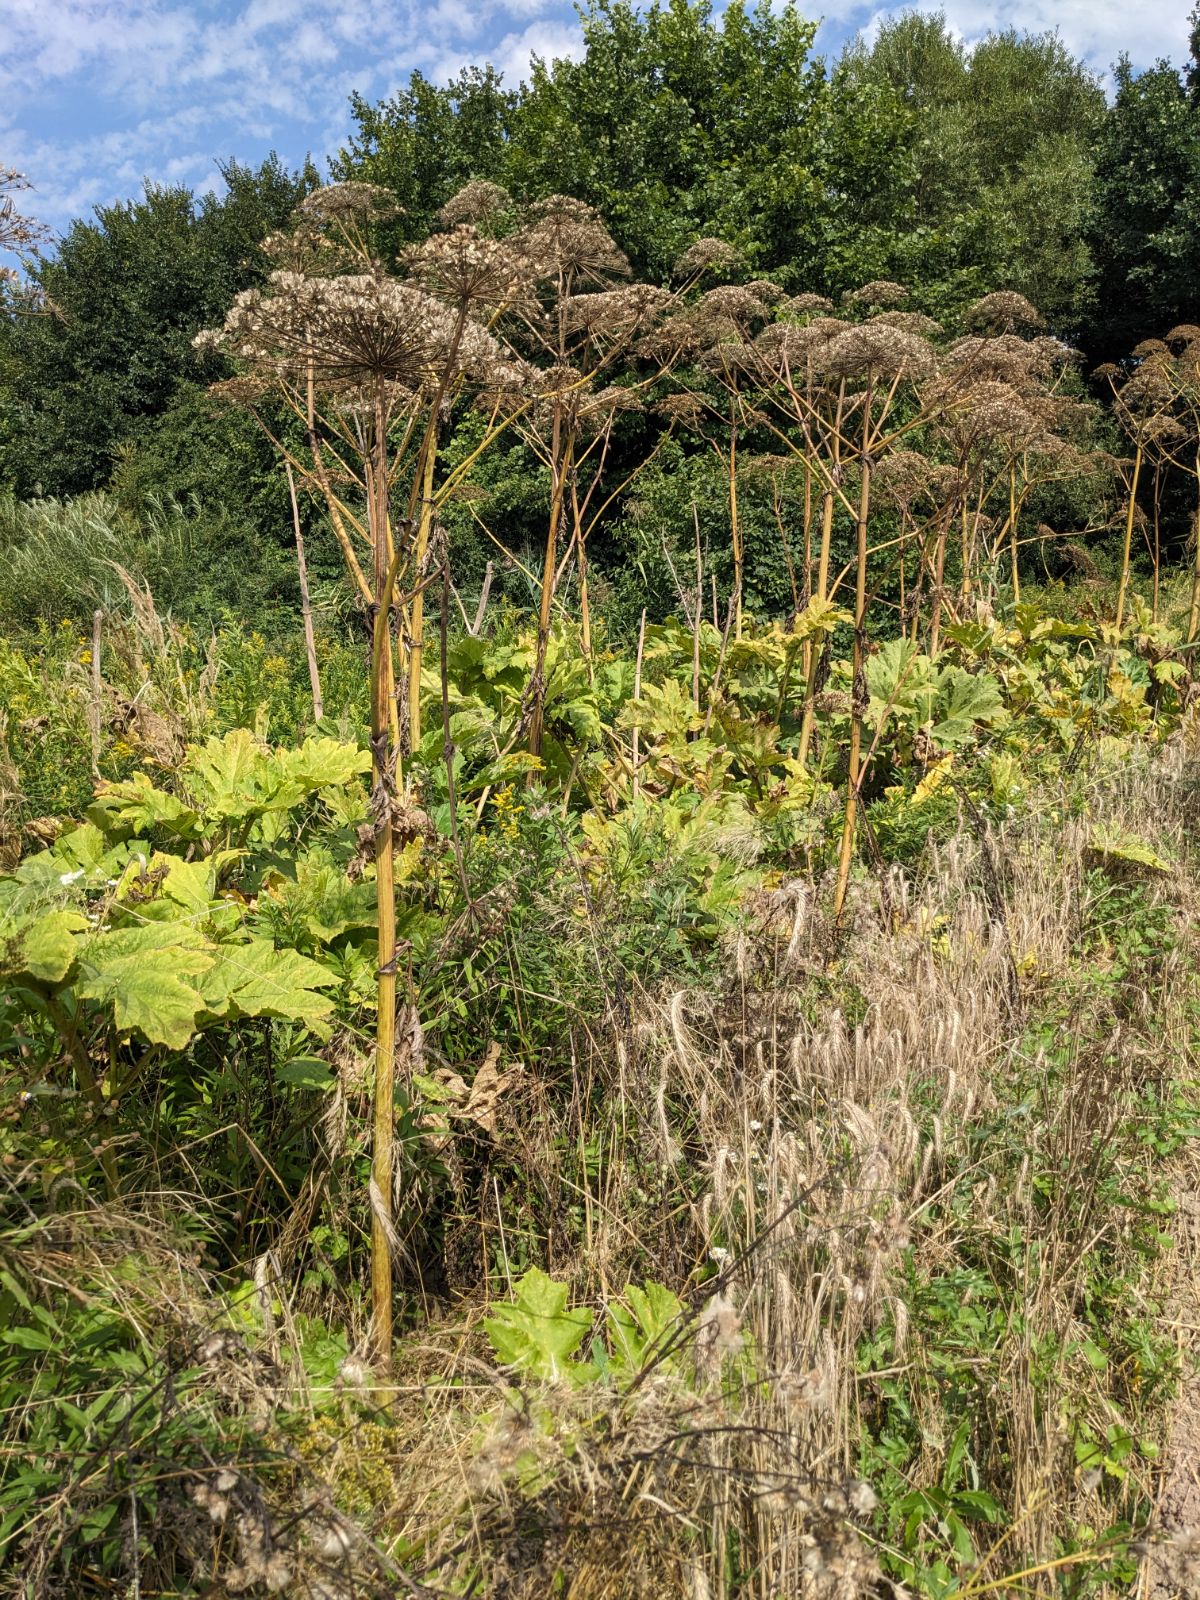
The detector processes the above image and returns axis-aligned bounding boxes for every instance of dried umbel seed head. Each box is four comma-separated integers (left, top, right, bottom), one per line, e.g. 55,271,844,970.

638,310,703,362
943,332,1053,392
819,322,936,380
1140,412,1188,447
944,379,1040,450
297,182,400,229
743,277,787,304
848,1480,878,1516
195,271,504,395
782,292,835,316
581,384,644,421
874,309,943,338
700,340,766,380
1028,333,1081,370
400,226,532,311
1166,322,1200,346
756,322,823,367
436,179,512,228
206,373,274,407
537,363,587,399
1132,337,1171,360
674,237,743,278
655,391,708,424
799,315,855,349
699,284,770,327
965,290,1042,333
872,448,940,509
0,169,49,255
514,194,630,283
1122,360,1176,412
844,279,909,309
562,282,671,339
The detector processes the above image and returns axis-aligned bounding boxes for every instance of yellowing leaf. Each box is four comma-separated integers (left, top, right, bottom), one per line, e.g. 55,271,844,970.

1,910,88,984
911,753,955,806
74,923,214,1048
1084,828,1171,879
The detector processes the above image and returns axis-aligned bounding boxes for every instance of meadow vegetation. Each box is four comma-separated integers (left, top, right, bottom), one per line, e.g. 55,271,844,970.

4,6,1200,1597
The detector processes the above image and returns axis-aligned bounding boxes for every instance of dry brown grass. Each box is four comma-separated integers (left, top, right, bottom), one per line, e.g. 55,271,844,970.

352,737,1200,1598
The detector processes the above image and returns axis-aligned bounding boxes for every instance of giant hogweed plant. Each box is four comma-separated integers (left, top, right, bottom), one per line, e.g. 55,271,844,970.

187,184,1189,1360
194,182,542,1361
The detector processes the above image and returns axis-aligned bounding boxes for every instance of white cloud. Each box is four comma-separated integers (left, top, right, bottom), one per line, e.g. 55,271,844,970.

489,19,583,83
817,0,1189,74
422,16,582,87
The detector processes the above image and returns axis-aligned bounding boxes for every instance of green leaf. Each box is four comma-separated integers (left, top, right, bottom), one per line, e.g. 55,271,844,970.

74,922,214,1048
928,666,1005,748
607,1280,685,1373
484,1267,595,1383
262,849,375,943
92,772,201,840
275,1056,337,1091
276,736,371,792
198,939,335,1026
2,1326,54,1350
954,1490,1003,1522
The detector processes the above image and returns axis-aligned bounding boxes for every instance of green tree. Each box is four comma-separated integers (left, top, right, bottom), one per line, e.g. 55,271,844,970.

1084,48,1200,362
0,156,314,499
333,66,515,242
837,14,1104,327
337,0,850,284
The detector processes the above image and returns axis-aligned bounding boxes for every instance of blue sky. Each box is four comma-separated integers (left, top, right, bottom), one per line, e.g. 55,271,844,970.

2,0,1192,243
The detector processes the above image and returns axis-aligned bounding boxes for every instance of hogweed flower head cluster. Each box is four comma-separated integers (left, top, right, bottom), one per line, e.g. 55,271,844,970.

965,289,1043,333
436,179,512,229
818,320,936,381
844,279,909,309
0,168,49,297
514,194,630,285
400,224,533,313
195,271,505,398
673,236,743,279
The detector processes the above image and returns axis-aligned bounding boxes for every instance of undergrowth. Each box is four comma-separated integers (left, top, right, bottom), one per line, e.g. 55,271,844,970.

3,717,1198,1596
